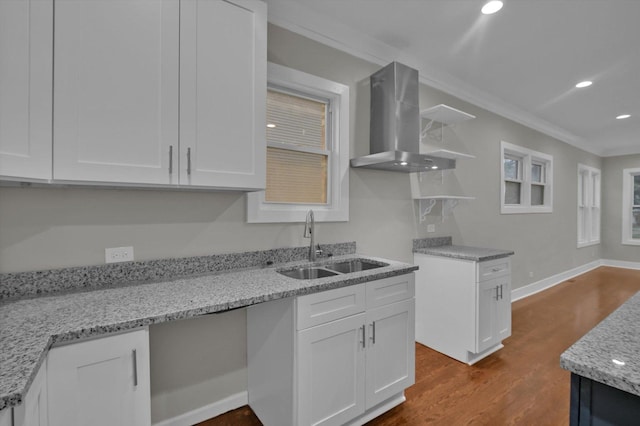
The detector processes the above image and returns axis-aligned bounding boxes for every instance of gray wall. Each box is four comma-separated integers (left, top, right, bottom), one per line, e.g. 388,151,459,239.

0,24,617,423
602,154,640,262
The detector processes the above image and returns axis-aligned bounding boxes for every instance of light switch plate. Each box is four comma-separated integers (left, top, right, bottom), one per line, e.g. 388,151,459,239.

427,224,436,233
105,246,134,263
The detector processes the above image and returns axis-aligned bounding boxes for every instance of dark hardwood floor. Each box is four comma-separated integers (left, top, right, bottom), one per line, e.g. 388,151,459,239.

196,266,640,426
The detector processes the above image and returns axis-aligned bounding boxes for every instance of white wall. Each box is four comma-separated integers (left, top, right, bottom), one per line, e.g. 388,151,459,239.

0,24,615,423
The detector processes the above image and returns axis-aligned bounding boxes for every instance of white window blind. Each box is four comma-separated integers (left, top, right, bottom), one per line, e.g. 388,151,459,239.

265,89,329,204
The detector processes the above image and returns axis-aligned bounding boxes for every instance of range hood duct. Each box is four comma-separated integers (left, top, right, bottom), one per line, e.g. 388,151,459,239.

350,62,455,172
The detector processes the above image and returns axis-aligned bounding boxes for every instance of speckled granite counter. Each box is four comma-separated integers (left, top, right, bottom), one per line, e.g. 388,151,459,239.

0,250,417,412
561,291,640,397
412,237,514,261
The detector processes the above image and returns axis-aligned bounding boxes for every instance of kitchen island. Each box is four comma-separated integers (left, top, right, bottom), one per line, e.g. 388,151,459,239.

561,291,640,425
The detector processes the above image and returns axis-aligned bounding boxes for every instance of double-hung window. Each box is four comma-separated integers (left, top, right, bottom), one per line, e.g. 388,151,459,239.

622,168,640,245
247,63,349,223
577,164,601,247
500,141,553,214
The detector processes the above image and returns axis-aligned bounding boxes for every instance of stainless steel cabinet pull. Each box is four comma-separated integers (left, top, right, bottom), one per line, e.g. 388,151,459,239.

132,349,138,387
371,321,376,344
169,145,173,174
360,325,366,349
499,284,503,300
187,147,192,176
492,267,501,272
495,286,500,301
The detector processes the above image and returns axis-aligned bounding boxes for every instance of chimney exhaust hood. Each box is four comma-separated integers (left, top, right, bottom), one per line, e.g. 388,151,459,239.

350,62,456,172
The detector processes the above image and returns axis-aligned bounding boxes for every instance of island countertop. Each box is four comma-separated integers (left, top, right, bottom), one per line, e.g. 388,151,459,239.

0,252,417,412
560,291,640,397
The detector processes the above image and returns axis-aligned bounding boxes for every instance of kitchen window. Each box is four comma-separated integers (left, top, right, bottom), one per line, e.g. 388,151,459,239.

622,167,640,245
577,164,601,248
500,141,553,214
247,63,349,223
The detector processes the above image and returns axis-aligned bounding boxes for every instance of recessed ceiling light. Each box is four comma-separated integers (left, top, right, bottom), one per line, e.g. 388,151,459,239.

431,165,439,170
481,1,503,15
616,114,631,120
575,81,593,88
266,123,276,128
400,161,408,166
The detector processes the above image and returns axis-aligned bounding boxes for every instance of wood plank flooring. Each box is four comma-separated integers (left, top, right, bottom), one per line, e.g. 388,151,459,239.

196,266,640,426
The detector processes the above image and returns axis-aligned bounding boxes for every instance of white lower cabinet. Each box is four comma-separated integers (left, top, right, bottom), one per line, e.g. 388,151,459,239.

0,409,10,426
414,253,512,365
47,328,150,426
247,274,415,426
13,361,48,426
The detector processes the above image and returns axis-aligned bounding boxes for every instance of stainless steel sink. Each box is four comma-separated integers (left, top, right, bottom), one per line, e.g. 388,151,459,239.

278,266,339,280
324,259,388,274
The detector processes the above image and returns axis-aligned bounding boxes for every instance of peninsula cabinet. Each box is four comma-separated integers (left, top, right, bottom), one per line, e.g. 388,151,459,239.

0,409,9,426
247,274,415,426
13,362,48,426
47,328,150,426
50,0,266,190
414,254,512,365
0,0,52,182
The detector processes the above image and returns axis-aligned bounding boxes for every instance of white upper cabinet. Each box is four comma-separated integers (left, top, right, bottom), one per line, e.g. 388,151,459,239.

0,0,53,181
52,0,266,189
53,0,180,185
180,0,266,190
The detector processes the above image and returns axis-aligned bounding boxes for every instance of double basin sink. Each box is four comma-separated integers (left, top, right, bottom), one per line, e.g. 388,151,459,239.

278,258,388,280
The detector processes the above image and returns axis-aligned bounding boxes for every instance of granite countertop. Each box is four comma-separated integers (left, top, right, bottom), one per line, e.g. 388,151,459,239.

413,244,514,262
560,291,640,397
0,253,417,411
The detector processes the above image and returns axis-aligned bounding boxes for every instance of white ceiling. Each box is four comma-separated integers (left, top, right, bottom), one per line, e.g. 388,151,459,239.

265,0,640,157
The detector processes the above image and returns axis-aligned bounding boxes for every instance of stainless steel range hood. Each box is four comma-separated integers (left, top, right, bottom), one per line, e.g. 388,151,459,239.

350,62,455,172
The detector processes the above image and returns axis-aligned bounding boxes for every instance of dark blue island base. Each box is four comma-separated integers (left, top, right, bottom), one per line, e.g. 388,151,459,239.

570,373,640,425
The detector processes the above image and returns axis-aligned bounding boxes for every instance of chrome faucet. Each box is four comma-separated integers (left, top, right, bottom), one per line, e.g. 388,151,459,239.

304,209,317,262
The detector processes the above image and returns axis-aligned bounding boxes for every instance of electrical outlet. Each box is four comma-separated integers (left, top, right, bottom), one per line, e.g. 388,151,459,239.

427,224,436,233
105,246,134,264
529,271,534,278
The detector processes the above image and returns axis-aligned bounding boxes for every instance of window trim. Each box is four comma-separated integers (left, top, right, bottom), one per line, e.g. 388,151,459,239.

500,141,553,214
247,63,349,223
622,167,640,246
577,164,601,248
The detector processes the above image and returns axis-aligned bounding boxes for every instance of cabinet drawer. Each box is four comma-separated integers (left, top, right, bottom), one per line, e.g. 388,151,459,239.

478,258,511,282
297,284,366,330
366,274,415,309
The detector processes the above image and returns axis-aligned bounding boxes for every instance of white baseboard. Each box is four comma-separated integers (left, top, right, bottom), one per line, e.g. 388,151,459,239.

601,259,640,270
511,260,602,302
152,391,248,426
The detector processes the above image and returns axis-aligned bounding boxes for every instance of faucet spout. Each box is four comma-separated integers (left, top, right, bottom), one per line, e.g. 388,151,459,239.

304,210,316,262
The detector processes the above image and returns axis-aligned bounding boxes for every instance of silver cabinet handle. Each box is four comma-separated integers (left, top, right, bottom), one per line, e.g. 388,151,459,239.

499,284,504,300
495,286,500,301
360,325,366,349
187,147,192,176
132,349,138,387
169,145,173,175
371,321,376,344
492,267,501,272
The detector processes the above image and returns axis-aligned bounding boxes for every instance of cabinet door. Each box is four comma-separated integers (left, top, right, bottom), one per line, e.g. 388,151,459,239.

13,361,48,426
0,0,52,181
0,408,11,426
496,277,512,342
179,0,266,189
53,0,179,185
47,329,150,426
365,298,415,409
297,313,366,426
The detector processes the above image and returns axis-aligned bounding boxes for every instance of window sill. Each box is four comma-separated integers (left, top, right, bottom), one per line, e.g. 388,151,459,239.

501,205,553,214
577,240,600,249
622,239,640,246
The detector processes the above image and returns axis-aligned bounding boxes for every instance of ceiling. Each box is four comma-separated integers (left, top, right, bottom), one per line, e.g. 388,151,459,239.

265,0,640,157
